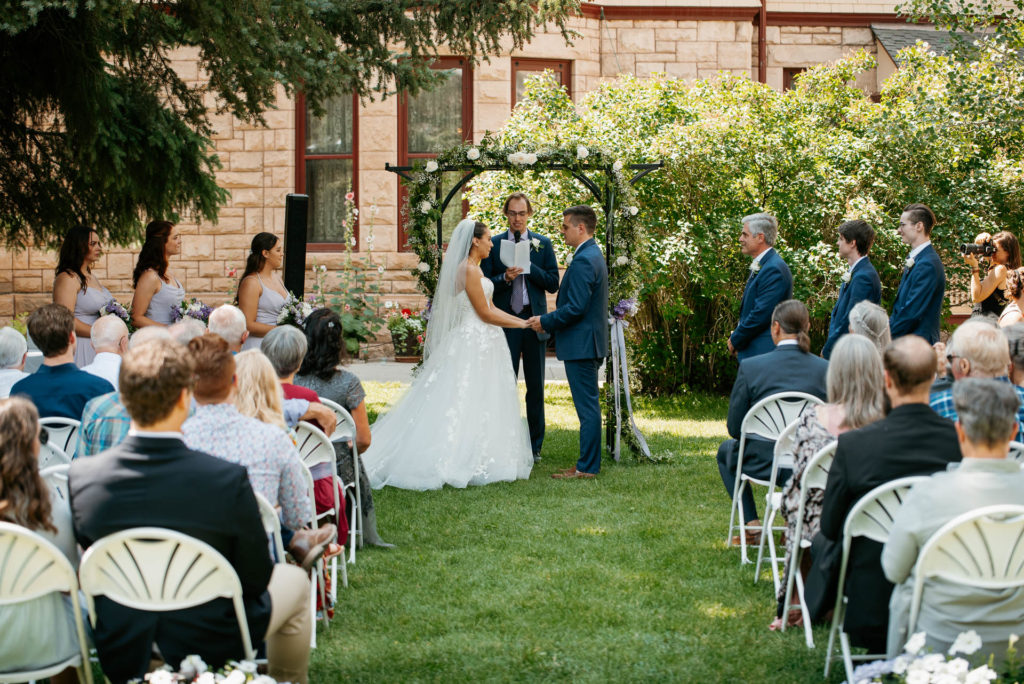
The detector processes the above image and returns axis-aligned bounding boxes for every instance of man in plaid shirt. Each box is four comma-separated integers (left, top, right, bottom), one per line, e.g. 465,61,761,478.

929,320,1024,441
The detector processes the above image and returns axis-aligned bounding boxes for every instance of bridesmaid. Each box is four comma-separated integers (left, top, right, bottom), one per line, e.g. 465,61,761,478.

53,225,112,367
131,220,184,328
237,232,288,351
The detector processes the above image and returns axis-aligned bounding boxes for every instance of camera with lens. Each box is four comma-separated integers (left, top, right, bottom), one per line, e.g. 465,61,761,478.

960,240,996,257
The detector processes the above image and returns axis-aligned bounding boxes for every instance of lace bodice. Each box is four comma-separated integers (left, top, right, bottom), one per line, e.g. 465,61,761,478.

455,277,493,316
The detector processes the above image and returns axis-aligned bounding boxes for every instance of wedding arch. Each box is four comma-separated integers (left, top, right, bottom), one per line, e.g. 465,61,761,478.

386,137,662,461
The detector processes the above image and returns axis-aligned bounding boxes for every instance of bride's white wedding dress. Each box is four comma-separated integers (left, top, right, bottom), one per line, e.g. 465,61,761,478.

362,276,534,490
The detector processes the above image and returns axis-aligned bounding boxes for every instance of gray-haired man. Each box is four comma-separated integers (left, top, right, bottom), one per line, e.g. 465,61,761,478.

728,213,793,361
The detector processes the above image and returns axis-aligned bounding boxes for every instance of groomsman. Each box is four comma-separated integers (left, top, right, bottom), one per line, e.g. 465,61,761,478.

889,204,945,344
728,213,793,361
822,220,882,359
482,192,560,462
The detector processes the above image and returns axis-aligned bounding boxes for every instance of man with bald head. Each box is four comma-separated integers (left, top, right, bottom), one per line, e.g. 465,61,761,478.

82,315,130,389
803,335,962,653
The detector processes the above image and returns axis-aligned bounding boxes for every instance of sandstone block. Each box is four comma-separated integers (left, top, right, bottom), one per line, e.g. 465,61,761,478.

218,171,262,189
736,22,754,43
216,137,245,152
768,44,843,66
767,27,781,43
677,41,717,64
231,188,264,208
601,51,635,77
262,109,293,130
181,235,214,259
655,28,696,42
107,253,134,278
14,274,41,293
784,34,813,45
813,33,843,45
718,42,752,69
843,28,874,45
263,151,292,168
231,152,264,172
664,62,698,80
198,260,226,278
359,115,398,152
477,80,510,105
697,21,737,43
29,249,56,269
636,62,665,78
618,29,655,53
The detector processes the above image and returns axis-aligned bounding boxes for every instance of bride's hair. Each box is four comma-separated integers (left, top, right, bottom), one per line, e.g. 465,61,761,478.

468,221,487,255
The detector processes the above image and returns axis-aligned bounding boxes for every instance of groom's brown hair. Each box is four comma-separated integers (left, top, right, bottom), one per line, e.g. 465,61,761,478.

564,205,597,234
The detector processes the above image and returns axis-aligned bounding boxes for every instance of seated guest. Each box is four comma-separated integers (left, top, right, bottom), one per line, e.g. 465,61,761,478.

821,219,882,359
235,350,348,540
208,304,250,352
76,327,173,458
262,325,326,432
182,334,335,568
772,334,885,629
69,339,311,683
718,300,828,544
296,309,392,548
929,320,1024,440
883,378,1024,657
999,267,1024,327
81,314,129,389
11,304,113,419
1005,323,1024,387
0,326,29,398
0,397,81,683
167,317,206,345
806,335,961,653
847,300,891,358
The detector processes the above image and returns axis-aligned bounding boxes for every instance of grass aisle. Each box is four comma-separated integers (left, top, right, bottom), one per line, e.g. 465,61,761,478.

310,382,833,682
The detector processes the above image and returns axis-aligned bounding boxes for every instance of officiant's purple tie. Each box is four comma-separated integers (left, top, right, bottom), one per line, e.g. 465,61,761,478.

512,232,525,314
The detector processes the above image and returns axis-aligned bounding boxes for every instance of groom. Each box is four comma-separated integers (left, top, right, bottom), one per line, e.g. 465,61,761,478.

527,206,609,479
482,193,560,462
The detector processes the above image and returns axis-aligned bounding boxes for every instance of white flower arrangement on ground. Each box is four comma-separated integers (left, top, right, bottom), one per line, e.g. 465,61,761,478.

850,630,1021,684
134,656,278,683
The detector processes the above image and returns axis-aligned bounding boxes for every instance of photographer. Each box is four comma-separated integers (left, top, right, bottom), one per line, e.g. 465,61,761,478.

964,231,1020,317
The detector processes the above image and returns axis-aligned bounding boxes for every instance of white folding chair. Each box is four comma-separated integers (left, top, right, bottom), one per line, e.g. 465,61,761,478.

726,391,823,564
0,522,93,684
295,421,348,604
78,527,256,662
254,493,286,564
1008,440,1024,464
779,440,837,648
319,397,361,565
824,476,930,682
754,420,800,590
38,442,71,470
40,463,71,503
39,417,81,457
296,463,335,648
907,504,1024,638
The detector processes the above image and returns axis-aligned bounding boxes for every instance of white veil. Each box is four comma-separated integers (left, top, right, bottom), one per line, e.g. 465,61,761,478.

423,218,477,363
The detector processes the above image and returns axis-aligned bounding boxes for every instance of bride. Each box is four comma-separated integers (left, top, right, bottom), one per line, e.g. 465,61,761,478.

362,218,535,490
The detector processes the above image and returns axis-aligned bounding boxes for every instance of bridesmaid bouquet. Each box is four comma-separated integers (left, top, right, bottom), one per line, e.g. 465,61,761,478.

172,297,214,324
278,292,323,328
100,298,136,333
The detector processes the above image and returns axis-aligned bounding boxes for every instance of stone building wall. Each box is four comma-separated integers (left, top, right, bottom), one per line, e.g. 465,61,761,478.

0,1,912,357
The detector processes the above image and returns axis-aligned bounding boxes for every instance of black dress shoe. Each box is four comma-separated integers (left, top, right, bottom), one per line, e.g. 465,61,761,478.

533,453,542,464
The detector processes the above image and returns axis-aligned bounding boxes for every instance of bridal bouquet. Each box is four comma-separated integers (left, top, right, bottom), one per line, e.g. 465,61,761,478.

134,656,279,683
277,292,323,328
172,298,214,324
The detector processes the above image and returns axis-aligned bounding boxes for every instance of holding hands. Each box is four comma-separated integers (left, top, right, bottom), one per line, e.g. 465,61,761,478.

526,316,544,333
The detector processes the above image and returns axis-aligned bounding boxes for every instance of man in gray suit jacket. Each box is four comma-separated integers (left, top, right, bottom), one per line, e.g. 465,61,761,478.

883,378,1024,658
528,205,608,478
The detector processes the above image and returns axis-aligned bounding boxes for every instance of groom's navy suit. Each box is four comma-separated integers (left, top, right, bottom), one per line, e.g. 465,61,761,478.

482,228,560,455
889,243,945,344
730,248,793,361
821,256,882,359
540,238,608,474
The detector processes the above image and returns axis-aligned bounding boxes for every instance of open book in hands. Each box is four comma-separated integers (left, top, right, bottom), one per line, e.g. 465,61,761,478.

500,238,532,274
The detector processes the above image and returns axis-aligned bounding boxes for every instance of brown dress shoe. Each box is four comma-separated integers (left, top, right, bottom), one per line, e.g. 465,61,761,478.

288,523,337,571
551,467,596,480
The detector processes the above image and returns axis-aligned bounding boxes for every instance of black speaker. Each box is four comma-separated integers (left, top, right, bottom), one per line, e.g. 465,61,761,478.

283,193,309,297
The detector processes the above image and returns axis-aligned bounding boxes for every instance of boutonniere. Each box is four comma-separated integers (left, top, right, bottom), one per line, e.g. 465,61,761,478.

750,261,761,274
841,271,851,283
565,254,573,267
530,237,541,251
905,256,915,269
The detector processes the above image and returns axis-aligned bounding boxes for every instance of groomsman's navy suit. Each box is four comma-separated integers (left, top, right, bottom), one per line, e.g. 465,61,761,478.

730,248,793,361
482,229,560,455
889,243,945,344
539,238,608,474
821,257,882,359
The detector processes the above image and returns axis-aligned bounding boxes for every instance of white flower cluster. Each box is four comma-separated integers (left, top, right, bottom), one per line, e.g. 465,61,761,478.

417,261,430,273
310,264,327,274
615,255,629,266
419,200,432,214
424,160,438,173
613,160,624,172
841,270,852,283
142,657,277,684
466,147,481,161
507,151,538,166
576,145,589,159
854,631,999,684
530,237,541,250
906,256,916,269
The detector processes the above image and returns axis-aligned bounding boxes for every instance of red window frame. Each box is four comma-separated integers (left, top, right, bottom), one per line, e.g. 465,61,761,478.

397,57,473,251
511,58,572,107
295,92,360,252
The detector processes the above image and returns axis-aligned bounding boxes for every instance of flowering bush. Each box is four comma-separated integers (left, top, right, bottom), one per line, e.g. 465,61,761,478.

172,298,213,324
385,304,426,356
851,630,1023,683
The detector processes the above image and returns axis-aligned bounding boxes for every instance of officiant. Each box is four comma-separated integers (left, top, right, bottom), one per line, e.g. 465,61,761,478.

482,192,560,463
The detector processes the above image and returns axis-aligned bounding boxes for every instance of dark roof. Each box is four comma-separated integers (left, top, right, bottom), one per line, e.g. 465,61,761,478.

871,25,982,62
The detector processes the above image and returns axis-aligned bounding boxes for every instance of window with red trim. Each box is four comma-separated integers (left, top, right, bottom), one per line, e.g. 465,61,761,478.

512,58,572,107
397,57,473,250
783,67,807,91
295,93,359,251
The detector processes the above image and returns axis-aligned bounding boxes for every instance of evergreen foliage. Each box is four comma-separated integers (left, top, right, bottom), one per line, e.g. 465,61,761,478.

0,0,578,247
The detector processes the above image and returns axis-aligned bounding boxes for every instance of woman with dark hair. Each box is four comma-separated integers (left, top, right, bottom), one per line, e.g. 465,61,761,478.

0,397,81,682
1000,267,1024,327
237,232,288,351
966,230,1021,317
295,308,391,548
130,220,184,328
52,225,112,366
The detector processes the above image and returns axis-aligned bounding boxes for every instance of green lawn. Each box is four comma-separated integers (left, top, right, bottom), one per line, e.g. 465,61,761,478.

310,382,839,682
